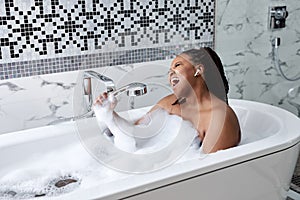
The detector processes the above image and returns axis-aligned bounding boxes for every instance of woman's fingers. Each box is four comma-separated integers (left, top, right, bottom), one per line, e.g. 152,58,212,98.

103,92,108,98
94,92,108,106
94,96,102,105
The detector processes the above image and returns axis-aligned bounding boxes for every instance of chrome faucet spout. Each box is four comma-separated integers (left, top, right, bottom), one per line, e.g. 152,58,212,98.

50,74,147,125
83,70,115,93
83,70,116,111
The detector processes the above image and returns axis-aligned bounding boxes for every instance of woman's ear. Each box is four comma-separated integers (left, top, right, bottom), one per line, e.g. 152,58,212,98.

194,69,201,77
194,64,204,77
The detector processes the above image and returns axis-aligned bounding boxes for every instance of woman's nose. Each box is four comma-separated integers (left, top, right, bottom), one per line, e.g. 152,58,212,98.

168,69,175,77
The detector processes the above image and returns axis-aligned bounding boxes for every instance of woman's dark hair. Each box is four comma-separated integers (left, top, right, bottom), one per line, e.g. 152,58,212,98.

181,47,229,104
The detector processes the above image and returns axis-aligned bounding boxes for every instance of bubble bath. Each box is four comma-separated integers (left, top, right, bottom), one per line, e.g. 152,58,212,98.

93,104,200,154
0,108,203,199
0,100,299,200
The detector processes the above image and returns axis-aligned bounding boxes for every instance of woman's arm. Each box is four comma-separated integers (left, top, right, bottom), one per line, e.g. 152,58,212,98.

93,93,176,151
134,94,175,125
93,93,137,152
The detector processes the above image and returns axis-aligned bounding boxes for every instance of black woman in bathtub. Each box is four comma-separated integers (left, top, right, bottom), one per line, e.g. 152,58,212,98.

93,47,241,155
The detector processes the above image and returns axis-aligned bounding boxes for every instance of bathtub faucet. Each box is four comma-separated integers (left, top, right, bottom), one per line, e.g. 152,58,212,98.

49,71,147,125
83,71,147,111
83,70,116,111
83,70,148,110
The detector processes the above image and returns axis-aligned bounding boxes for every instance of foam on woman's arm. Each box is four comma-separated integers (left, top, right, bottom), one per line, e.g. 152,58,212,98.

93,102,137,153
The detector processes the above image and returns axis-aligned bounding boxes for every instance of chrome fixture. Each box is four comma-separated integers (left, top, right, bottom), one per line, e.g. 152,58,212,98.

272,37,280,49
83,71,147,111
287,86,300,117
110,82,147,110
49,71,147,125
83,71,147,109
83,70,116,111
272,37,300,81
110,82,147,98
288,86,300,99
268,6,288,30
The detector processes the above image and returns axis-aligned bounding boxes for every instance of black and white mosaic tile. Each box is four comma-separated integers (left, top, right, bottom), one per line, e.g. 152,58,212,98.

0,0,215,79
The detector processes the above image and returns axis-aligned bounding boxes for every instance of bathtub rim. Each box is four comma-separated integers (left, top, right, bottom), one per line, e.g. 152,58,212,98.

0,98,299,173
0,99,300,199
1,98,298,150
58,142,300,200
0,99,299,172
49,99,300,199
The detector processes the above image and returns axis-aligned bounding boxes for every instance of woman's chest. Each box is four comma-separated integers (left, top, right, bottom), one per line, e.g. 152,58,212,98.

169,104,211,140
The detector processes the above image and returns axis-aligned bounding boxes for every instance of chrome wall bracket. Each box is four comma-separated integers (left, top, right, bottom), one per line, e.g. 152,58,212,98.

268,6,288,30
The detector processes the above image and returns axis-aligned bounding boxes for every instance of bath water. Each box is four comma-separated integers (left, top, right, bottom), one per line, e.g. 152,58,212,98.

0,109,204,199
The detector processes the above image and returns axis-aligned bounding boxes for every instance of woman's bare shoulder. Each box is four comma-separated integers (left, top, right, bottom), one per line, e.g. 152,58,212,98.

225,104,240,125
157,94,176,104
222,104,241,145
149,94,176,112
202,100,241,153
135,94,176,125
216,102,240,133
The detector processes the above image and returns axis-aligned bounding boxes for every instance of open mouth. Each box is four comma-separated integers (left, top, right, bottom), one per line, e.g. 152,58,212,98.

171,77,180,87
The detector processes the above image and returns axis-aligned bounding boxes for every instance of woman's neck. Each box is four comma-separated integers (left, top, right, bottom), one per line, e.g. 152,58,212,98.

184,84,212,110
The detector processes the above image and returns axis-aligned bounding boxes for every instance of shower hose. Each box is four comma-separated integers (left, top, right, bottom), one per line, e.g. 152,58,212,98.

272,37,300,81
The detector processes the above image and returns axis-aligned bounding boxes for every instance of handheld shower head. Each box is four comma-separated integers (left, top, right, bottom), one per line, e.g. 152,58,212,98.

126,83,147,96
110,82,147,97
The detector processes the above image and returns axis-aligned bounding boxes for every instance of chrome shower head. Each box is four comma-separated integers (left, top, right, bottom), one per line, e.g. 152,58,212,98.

110,82,147,97
126,83,147,96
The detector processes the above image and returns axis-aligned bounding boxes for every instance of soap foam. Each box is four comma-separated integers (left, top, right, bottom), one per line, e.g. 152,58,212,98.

91,106,204,172
95,105,199,154
0,142,126,199
0,109,205,199
0,172,81,199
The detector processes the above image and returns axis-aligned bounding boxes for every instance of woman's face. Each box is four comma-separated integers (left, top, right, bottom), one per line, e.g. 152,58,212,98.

168,54,198,97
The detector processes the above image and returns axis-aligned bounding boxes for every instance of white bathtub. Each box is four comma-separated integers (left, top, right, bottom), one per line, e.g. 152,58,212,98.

0,99,299,200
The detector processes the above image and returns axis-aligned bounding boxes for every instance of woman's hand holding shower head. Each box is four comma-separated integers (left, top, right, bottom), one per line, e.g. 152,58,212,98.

93,92,117,123
93,92,137,152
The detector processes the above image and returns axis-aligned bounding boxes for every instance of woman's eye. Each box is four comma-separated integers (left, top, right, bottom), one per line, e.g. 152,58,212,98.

175,63,180,68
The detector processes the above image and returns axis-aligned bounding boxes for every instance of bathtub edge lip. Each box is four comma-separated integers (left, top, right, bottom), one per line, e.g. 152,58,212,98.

1,99,300,200
116,141,300,200
63,140,300,200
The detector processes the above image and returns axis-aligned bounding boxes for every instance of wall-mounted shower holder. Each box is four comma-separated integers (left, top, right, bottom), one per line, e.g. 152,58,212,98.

268,6,288,30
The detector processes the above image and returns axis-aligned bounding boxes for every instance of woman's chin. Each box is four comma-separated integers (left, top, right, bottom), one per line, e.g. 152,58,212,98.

172,87,183,98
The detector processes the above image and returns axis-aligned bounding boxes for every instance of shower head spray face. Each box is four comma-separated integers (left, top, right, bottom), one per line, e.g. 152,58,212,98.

110,82,148,98
126,83,147,97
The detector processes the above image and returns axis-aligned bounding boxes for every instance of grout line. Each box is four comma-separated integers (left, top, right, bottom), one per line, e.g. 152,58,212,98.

287,189,300,200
